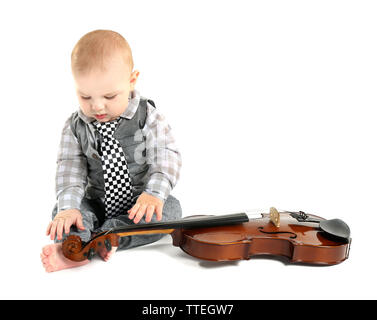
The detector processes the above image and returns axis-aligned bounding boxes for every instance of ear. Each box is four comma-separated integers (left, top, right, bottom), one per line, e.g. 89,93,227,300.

130,70,140,90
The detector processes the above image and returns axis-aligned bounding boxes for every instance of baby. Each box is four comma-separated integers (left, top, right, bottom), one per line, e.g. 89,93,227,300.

40,30,182,272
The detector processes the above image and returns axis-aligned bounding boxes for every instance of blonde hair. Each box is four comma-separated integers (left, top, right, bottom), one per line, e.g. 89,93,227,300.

71,29,134,75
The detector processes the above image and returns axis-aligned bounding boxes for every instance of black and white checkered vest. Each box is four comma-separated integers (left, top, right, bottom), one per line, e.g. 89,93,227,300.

69,98,155,202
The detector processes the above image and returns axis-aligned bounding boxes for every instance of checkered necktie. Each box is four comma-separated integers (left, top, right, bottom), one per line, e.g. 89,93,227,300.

93,118,133,218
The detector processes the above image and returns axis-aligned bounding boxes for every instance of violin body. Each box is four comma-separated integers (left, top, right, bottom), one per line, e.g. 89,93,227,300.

172,212,351,265
62,209,351,265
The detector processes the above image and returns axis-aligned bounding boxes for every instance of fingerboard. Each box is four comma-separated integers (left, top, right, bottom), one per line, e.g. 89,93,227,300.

107,212,249,235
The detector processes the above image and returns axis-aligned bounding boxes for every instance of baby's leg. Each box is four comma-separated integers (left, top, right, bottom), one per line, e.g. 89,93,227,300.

41,198,101,272
101,195,182,252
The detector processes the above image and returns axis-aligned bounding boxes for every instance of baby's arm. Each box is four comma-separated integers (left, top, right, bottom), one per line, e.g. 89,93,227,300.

55,117,88,213
143,104,181,200
128,102,181,223
48,116,88,238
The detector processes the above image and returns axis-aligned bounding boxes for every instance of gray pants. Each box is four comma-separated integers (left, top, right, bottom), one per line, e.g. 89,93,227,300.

52,195,182,251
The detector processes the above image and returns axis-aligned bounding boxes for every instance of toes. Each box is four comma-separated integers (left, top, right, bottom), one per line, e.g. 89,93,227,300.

103,252,110,262
41,245,55,271
98,246,117,262
41,257,50,266
42,259,52,272
42,245,52,256
104,247,117,262
102,251,111,262
45,265,55,273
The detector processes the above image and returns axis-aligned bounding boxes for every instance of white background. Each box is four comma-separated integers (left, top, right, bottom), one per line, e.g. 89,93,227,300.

0,0,376,300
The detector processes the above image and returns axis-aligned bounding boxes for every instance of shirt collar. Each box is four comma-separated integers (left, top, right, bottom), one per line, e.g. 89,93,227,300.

78,90,141,124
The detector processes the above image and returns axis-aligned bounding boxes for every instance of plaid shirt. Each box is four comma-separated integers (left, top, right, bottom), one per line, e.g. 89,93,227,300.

56,90,182,212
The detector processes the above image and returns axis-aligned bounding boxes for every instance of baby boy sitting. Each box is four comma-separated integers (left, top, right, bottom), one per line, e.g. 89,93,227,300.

40,29,182,272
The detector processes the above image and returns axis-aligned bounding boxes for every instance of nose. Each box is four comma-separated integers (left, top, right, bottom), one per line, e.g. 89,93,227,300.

92,101,105,113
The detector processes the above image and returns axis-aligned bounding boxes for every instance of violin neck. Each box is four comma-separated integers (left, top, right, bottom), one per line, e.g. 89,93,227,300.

108,212,249,237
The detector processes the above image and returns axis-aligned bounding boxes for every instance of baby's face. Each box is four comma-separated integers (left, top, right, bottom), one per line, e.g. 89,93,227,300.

73,54,139,122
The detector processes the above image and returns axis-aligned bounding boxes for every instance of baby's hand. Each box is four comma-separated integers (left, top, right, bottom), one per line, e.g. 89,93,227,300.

128,192,164,224
46,209,85,241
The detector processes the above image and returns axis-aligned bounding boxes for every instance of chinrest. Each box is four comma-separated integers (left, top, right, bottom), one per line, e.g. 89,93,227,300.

319,219,351,242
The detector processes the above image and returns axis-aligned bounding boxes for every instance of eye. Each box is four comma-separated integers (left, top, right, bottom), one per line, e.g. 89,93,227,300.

105,95,117,100
81,96,91,100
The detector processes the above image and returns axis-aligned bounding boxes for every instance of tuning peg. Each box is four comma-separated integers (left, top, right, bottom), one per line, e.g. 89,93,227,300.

87,248,96,260
104,239,112,251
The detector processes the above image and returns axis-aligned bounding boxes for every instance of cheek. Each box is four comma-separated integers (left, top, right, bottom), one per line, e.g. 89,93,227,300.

80,101,91,114
112,99,129,113
114,103,127,114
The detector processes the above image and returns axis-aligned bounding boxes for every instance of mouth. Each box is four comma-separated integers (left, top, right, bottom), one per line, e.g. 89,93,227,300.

95,114,107,120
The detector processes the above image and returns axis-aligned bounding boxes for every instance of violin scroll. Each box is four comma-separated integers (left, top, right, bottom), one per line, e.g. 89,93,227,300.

62,233,120,262
62,235,85,261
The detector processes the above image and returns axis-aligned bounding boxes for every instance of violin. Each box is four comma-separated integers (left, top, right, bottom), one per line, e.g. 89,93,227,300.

62,208,351,265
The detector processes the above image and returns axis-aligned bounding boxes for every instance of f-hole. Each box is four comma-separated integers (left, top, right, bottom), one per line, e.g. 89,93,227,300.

258,227,297,239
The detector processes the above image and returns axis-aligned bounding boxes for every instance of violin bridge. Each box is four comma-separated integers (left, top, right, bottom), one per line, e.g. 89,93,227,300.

270,207,280,228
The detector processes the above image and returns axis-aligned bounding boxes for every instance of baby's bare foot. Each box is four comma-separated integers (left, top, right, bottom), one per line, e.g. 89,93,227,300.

40,243,89,272
98,245,117,262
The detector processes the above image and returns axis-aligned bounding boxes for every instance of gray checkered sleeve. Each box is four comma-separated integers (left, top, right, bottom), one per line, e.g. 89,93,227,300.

55,117,88,212
143,103,182,201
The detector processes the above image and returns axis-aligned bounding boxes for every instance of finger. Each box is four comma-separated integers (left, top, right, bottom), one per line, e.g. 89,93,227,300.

49,220,59,241
156,204,163,222
56,219,65,241
46,221,53,236
133,204,147,224
128,203,141,220
76,214,85,230
64,219,72,235
145,205,155,223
